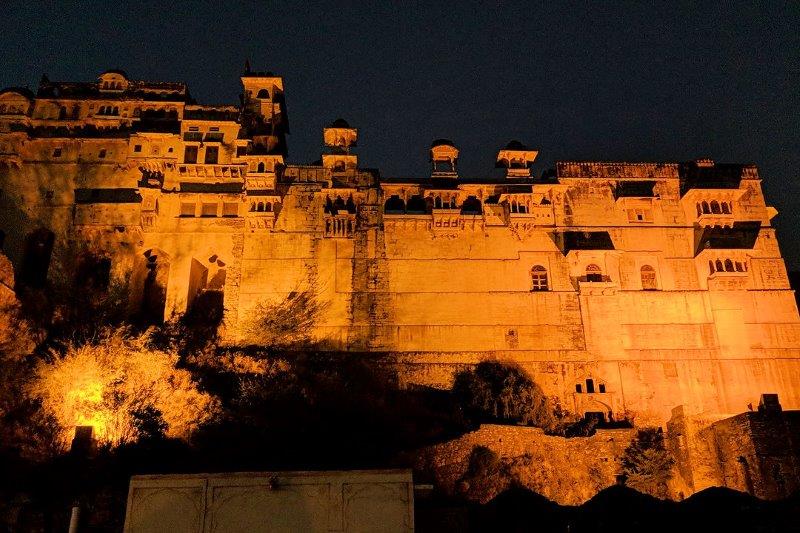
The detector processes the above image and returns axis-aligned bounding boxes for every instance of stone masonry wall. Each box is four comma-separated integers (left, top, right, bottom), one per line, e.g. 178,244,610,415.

413,424,635,506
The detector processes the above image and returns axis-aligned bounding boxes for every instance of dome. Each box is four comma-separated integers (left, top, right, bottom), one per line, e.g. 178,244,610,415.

505,140,528,150
431,138,455,148
330,118,350,128
99,69,129,80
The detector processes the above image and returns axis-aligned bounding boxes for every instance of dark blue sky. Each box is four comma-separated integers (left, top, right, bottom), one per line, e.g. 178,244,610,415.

2,1,799,265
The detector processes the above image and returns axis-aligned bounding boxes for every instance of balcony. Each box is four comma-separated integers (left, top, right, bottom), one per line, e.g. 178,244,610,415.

707,271,749,291
247,211,276,231
324,214,356,238
697,212,735,228
509,205,554,228
176,164,247,179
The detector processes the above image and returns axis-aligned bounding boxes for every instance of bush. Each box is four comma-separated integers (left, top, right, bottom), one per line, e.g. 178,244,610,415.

29,328,218,448
453,361,554,428
620,427,675,498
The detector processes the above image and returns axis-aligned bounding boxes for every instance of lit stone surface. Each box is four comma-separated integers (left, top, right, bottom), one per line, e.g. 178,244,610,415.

1,71,798,429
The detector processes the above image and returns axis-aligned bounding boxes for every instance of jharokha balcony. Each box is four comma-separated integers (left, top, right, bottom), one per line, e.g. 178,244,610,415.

176,163,247,179
324,213,356,238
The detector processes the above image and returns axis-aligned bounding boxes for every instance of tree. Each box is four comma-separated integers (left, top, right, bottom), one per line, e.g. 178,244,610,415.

453,361,554,428
29,328,218,448
620,427,675,497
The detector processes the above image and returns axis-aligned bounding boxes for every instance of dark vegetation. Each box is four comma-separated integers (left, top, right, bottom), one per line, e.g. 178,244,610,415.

0,256,792,531
416,486,800,533
620,427,675,498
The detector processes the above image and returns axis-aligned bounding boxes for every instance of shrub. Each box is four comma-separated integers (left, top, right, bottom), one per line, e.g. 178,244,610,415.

29,328,218,448
620,427,675,497
453,361,554,428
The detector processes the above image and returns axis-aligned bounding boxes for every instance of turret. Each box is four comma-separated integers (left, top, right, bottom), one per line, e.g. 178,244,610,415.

430,139,458,178
322,118,358,172
496,140,538,178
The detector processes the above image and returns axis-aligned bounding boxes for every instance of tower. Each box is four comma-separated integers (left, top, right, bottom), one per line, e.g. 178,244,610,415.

496,140,538,178
322,118,358,172
430,139,458,178
239,65,288,156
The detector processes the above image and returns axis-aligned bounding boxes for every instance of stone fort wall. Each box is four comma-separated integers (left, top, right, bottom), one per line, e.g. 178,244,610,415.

1,71,799,428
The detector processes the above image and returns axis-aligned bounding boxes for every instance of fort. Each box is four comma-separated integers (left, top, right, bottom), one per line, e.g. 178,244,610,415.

1,67,799,432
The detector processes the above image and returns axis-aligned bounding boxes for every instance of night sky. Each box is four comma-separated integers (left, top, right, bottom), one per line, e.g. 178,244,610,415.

2,2,799,265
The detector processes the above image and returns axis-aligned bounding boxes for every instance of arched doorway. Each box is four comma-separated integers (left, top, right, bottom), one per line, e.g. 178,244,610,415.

141,250,170,324
21,228,55,288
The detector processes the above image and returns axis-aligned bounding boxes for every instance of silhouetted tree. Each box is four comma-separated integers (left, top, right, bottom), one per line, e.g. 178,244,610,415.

620,427,675,498
453,361,554,428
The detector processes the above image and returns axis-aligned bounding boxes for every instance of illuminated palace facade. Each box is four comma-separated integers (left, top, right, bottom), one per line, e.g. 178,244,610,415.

1,69,799,426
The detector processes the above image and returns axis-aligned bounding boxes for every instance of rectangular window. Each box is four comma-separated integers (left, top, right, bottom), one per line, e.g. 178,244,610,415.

52,148,62,158
184,145,198,164
183,132,203,142
98,149,106,159
133,144,142,153
236,146,247,157
204,146,219,164
586,379,595,394
222,202,239,217
627,208,653,223
201,203,218,217
599,383,606,393
575,384,582,393
179,202,195,217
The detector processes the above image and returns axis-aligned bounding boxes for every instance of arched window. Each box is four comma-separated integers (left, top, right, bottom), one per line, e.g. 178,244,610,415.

721,202,731,214
256,89,270,99
98,106,106,115
531,265,549,291
711,200,721,214
384,195,405,214
519,203,527,214
257,201,265,212
460,196,482,215
724,259,734,272
709,260,715,274
640,265,657,290
406,195,427,214
585,264,603,282
735,261,745,272
511,200,518,213
434,196,443,209
112,106,119,115
58,106,67,120
696,204,702,217
21,228,55,288
257,161,265,173
701,201,710,214
715,259,724,272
